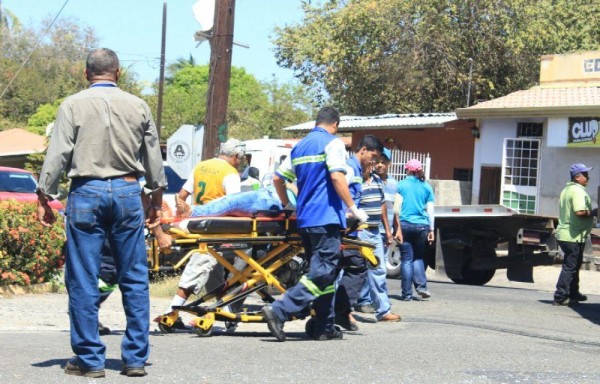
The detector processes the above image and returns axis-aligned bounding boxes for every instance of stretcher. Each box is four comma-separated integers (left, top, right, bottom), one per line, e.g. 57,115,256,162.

151,211,378,337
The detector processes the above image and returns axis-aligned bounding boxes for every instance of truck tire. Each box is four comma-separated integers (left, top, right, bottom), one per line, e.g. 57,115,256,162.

385,243,402,278
450,266,496,286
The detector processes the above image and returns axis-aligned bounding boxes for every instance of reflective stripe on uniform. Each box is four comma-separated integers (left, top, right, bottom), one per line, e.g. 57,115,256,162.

98,278,117,293
292,154,326,166
299,275,335,296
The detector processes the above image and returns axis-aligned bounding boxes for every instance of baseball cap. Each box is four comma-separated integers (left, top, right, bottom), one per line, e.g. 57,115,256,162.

405,159,422,172
381,148,392,161
570,163,592,178
220,139,246,158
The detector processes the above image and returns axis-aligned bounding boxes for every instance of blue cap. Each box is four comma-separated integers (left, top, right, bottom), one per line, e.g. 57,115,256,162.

570,163,592,178
382,148,392,161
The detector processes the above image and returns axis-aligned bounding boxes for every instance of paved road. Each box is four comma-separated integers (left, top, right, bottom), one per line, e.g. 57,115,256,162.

1,270,600,383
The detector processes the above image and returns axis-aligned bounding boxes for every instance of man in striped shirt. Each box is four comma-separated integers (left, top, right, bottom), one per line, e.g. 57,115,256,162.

356,153,401,323
336,135,400,329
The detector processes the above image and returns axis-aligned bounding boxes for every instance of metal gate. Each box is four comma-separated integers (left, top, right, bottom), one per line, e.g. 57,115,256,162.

387,149,431,180
500,138,541,214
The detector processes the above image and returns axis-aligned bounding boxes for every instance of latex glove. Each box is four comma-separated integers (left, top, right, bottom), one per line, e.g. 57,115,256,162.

348,205,369,224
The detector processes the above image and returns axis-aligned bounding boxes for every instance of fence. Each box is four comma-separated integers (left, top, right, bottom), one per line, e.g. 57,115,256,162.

387,149,431,180
346,148,430,180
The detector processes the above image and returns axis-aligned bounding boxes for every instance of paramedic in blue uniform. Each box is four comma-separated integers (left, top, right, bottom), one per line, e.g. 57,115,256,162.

262,106,369,341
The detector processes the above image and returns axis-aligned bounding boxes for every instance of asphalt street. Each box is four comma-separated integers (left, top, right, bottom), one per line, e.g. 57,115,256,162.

1,269,600,384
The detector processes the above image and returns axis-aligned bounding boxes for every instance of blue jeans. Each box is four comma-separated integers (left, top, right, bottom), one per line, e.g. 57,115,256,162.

359,228,392,319
271,225,342,335
191,189,282,217
400,221,429,297
65,178,149,370
354,232,391,307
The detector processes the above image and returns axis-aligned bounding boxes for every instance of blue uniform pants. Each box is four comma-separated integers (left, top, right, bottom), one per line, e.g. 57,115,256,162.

271,225,342,335
65,178,149,370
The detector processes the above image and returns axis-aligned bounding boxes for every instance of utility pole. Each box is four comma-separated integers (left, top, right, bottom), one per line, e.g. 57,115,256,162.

156,0,167,140
466,58,474,107
202,0,236,160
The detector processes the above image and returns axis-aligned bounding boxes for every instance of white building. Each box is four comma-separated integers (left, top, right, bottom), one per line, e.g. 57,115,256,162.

457,51,600,216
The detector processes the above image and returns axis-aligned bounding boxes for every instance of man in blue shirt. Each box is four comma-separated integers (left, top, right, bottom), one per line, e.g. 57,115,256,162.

262,107,368,341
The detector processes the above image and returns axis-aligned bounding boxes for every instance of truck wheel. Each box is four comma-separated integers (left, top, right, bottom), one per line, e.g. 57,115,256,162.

385,244,402,278
451,266,496,286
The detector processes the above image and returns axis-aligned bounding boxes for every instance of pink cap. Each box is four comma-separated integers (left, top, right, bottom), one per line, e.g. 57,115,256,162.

405,159,422,172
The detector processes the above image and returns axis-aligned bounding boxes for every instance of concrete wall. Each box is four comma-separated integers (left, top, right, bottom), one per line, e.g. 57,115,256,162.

429,180,472,205
539,145,600,217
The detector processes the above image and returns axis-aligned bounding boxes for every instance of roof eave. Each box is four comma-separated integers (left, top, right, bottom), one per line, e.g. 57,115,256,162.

456,105,600,119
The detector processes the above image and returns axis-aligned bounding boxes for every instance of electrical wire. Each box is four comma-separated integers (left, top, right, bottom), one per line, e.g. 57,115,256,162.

0,0,70,99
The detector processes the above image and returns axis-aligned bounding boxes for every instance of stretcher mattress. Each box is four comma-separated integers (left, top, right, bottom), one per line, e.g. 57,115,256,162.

178,215,297,235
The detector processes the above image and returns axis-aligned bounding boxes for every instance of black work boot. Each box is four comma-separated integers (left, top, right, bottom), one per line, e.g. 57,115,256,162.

262,305,286,342
314,326,343,341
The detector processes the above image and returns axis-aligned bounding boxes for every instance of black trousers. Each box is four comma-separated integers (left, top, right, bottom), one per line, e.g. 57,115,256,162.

334,247,368,318
554,240,585,301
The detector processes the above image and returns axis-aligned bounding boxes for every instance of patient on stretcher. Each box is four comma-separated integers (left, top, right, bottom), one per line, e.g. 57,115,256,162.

175,187,286,218
153,187,295,246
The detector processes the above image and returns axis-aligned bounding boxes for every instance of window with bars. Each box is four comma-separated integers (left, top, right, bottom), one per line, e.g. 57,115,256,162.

504,140,539,187
517,122,543,137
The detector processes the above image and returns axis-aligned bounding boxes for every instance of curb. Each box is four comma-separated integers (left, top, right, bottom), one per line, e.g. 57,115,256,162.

0,282,62,297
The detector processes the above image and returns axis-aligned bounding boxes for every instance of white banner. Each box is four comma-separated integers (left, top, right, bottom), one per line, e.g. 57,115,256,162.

166,125,204,179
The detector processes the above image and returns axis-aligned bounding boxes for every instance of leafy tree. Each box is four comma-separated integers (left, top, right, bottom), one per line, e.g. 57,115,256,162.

147,64,314,141
165,54,196,84
273,0,600,114
0,17,98,124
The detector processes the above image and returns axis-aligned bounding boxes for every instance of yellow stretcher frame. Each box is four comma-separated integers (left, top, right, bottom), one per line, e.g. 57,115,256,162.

152,215,377,337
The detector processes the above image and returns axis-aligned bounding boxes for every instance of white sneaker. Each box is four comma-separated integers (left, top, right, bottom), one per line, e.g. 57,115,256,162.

418,290,431,299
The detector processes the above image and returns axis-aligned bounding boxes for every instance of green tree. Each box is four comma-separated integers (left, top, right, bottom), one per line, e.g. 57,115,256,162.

147,64,314,141
273,0,600,114
0,17,98,124
165,54,196,84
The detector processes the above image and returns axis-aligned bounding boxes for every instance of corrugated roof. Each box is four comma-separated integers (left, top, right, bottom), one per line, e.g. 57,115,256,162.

0,129,46,156
284,113,457,132
456,87,600,118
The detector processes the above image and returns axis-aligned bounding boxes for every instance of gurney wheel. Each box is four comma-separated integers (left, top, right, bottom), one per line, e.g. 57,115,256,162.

158,322,176,334
304,318,316,338
193,326,213,337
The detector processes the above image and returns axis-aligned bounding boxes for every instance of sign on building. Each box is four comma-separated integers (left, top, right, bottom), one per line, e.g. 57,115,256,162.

567,117,600,147
167,125,204,178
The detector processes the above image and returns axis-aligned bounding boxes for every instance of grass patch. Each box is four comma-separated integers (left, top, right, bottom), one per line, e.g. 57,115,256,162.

149,274,181,298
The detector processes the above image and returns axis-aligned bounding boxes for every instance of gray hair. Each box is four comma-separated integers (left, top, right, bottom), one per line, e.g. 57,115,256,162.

219,139,246,158
86,48,119,77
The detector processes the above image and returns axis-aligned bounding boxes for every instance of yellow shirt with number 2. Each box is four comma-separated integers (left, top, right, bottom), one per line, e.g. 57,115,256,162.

192,158,238,205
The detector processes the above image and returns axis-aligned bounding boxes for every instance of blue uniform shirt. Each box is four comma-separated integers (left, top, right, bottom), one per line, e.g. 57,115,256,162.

275,127,347,228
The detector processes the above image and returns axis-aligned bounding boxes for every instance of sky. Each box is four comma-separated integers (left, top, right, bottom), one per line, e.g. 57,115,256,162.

3,0,306,87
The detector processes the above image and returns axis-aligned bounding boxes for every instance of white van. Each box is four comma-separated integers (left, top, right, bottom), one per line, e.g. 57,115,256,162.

242,138,298,187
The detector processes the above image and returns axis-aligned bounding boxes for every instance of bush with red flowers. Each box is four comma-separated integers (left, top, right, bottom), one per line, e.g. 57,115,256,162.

0,201,65,286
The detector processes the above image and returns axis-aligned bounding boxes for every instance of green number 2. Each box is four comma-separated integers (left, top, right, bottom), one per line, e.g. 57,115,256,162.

195,181,206,205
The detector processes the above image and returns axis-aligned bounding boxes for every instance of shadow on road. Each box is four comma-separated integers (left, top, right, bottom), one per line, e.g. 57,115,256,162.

538,300,600,325
31,357,138,372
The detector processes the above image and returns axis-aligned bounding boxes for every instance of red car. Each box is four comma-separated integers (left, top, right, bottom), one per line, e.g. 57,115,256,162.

0,166,65,212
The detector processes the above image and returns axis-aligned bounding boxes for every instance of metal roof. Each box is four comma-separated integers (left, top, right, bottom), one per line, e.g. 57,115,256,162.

0,129,46,156
284,112,458,132
456,86,600,118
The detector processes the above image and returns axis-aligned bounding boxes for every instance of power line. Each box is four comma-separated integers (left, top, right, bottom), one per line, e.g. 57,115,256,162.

0,0,70,99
